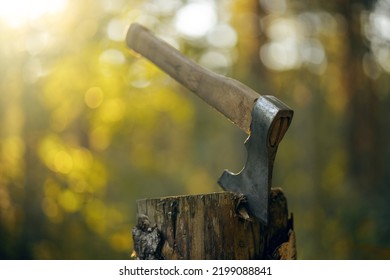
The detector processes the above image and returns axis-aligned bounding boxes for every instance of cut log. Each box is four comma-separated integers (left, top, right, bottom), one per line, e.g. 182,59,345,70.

132,188,296,259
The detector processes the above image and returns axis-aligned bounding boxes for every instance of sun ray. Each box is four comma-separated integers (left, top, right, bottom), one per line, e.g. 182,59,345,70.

0,0,67,28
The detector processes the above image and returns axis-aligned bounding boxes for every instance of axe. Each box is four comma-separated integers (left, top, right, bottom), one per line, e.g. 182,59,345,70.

126,23,293,225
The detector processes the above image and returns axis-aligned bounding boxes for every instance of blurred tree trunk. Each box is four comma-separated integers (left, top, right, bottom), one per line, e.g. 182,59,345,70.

324,0,390,257
230,0,388,258
21,73,46,259
230,1,271,94
337,1,382,196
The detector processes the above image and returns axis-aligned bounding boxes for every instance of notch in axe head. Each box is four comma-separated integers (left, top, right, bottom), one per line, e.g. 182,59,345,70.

126,23,293,225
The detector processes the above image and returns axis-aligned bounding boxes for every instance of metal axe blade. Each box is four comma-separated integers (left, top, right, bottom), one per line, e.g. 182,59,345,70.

126,23,294,225
218,96,293,225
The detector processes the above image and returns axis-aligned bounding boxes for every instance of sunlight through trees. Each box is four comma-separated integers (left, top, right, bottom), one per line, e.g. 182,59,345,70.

0,0,389,259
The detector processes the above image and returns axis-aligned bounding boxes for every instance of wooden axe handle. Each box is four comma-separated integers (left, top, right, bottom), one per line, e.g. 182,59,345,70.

126,23,260,133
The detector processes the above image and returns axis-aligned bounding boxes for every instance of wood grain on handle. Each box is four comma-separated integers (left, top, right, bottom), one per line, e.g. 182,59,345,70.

126,23,260,133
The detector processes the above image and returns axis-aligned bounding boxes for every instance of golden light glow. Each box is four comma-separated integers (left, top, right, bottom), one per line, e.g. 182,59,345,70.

0,0,67,28
85,87,104,109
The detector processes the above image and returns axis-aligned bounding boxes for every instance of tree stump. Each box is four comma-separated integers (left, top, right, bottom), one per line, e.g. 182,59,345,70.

132,188,296,260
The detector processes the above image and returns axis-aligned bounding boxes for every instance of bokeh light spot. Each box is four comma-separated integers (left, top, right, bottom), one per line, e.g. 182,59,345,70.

207,24,237,49
199,51,231,74
260,42,300,70
110,230,131,252
90,126,111,151
41,197,59,218
175,1,217,38
54,150,73,174
85,87,104,109
59,189,80,213
107,18,127,41
100,98,125,122
99,49,125,65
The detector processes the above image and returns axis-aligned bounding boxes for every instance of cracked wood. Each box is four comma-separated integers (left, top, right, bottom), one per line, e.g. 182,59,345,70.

132,190,296,260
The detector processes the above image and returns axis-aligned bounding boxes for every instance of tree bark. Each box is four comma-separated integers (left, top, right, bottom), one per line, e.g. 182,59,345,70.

132,189,296,260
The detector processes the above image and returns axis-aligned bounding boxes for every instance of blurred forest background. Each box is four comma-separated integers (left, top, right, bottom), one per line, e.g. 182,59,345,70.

0,0,389,259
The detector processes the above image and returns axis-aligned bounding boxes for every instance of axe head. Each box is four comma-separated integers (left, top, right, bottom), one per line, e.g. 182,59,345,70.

218,96,293,225
125,23,294,225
